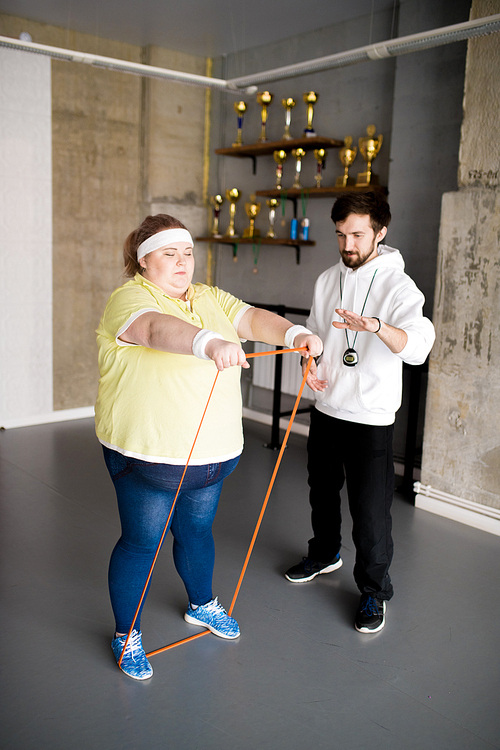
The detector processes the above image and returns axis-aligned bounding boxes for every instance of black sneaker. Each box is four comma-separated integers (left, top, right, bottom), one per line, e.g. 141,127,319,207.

285,554,343,583
355,594,386,633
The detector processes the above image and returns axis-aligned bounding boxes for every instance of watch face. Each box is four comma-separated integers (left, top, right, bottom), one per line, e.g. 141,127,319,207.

343,348,358,367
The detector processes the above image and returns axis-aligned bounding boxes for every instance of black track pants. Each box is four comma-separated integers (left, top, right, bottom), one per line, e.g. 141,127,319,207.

306,408,395,600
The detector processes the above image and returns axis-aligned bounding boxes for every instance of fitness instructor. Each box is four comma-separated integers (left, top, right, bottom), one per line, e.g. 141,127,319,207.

285,192,435,633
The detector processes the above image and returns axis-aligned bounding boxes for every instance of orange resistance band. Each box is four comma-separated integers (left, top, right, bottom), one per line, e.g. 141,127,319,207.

147,355,313,659
118,346,311,665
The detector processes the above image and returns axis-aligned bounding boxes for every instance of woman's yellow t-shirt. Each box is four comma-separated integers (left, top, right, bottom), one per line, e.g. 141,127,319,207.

95,274,250,464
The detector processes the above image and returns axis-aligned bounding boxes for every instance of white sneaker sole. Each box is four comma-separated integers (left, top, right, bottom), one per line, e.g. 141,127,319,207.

118,663,154,680
285,557,343,583
355,600,386,633
184,612,240,639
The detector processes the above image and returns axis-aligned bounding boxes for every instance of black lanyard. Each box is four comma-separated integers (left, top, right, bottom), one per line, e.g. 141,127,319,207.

339,269,378,366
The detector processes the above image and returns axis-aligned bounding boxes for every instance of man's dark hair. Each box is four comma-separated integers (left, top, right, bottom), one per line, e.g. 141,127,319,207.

330,192,391,235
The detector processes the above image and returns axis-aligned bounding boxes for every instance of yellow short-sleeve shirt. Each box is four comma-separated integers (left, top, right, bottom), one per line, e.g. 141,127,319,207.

95,274,250,464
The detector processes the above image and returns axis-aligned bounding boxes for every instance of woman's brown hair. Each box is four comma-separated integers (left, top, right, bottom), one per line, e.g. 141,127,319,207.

123,214,188,277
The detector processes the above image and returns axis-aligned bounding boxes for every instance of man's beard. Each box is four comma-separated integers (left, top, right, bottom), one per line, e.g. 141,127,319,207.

341,239,378,269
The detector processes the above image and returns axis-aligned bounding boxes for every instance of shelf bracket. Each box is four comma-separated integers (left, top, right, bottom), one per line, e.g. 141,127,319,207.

293,245,301,264
241,155,256,174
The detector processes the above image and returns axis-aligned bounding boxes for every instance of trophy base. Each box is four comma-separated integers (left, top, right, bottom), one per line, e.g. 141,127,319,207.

356,172,379,187
266,230,276,238
243,228,261,238
224,232,239,239
336,175,355,188
211,233,223,239
303,129,316,137
232,142,244,148
282,133,293,140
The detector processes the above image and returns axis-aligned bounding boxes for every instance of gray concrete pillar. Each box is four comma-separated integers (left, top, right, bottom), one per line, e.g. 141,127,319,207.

418,0,500,533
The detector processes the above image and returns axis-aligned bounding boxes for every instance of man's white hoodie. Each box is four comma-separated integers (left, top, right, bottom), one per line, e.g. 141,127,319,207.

307,244,435,426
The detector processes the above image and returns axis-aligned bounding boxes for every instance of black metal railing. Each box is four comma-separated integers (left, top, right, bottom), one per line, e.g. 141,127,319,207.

246,301,427,498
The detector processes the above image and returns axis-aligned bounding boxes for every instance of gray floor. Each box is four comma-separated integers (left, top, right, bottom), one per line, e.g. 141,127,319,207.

1,417,499,750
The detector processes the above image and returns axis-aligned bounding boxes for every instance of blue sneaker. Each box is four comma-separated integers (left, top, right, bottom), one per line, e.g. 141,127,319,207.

111,630,153,680
184,596,240,639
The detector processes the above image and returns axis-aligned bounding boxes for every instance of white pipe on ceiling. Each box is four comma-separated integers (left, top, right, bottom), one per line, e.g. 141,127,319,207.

0,34,258,94
0,14,499,93
227,14,500,87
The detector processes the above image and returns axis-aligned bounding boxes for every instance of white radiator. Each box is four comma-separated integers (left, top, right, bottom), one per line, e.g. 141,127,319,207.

251,342,315,400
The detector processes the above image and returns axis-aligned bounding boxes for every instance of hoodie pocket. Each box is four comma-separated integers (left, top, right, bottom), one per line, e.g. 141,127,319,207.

316,362,401,415
315,363,366,413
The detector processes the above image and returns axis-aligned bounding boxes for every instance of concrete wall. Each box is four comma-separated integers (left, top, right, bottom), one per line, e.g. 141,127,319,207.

3,1,496,515
0,13,208,419
419,0,500,527
51,33,143,411
206,0,470,460
143,45,209,285
388,2,470,316
207,6,398,310
207,0,469,314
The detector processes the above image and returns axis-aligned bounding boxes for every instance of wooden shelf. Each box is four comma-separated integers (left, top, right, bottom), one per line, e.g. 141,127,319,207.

215,136,343,158
195,236,315,265
196,236,314,246
256,184,388,199
208,138,386,265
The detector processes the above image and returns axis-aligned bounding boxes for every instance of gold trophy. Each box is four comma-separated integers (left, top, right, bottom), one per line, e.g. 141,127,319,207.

303,92,319,136
256,91,273,142
273,149,287,190
336,136,357,187
281,97,296,140
224,188,241,237
313,148,326,187
210,194,224,237
356,125,382,186
232,101,247,147
266,198,280,238
243,195,261,238
292,148,306,189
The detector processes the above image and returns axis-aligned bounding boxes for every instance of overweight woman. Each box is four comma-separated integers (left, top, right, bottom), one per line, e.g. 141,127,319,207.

95,213,322,679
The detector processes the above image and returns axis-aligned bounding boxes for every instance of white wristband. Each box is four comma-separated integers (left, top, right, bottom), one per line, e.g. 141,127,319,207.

192,329,225,360
284,325,312,349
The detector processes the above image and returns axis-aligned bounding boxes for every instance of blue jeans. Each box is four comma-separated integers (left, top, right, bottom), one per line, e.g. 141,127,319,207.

103,447,240,633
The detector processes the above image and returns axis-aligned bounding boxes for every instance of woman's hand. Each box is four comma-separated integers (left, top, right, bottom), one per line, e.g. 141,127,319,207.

293,332,323,359
204,339,250,372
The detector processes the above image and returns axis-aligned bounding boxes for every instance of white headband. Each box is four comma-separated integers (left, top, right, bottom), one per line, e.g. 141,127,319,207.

136,228,194,262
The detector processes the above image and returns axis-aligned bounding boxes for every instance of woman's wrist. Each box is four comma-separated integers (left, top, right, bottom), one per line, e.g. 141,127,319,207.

192,329,224,359
284,325,312,349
